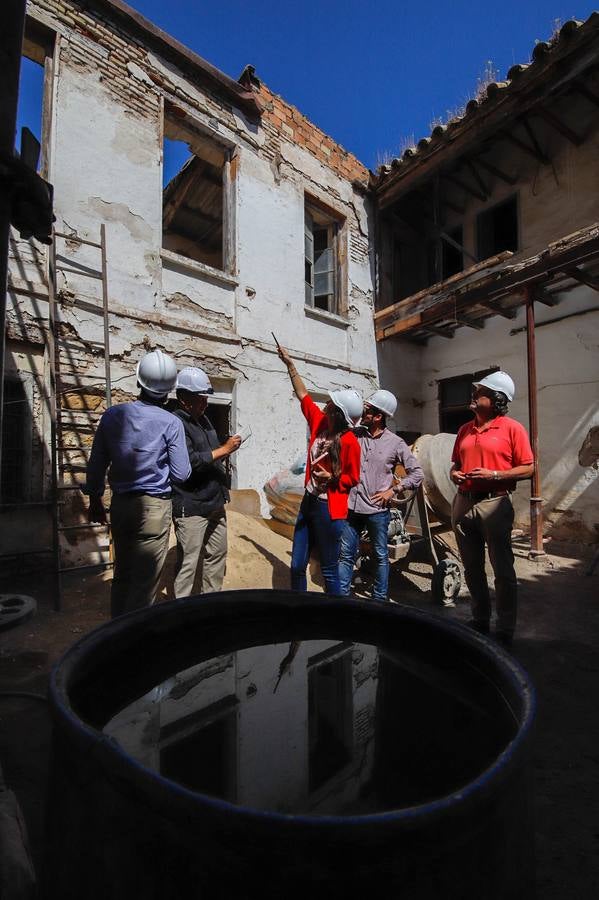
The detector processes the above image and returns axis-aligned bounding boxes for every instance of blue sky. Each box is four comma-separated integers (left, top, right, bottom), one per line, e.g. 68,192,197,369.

17,0,599,172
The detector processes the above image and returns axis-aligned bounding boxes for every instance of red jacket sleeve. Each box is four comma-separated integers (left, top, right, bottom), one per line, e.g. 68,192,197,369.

337,432,361,493
300,394,325,435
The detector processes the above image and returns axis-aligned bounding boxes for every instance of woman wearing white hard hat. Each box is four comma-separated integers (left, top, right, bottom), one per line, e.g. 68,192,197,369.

277,343,361,594
450,370,534,647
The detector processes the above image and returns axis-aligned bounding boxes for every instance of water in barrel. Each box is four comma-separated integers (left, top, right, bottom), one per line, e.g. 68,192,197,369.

103,635,517,816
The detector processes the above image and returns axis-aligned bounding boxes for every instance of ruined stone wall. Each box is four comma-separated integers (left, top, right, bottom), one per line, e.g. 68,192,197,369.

6,0,379,565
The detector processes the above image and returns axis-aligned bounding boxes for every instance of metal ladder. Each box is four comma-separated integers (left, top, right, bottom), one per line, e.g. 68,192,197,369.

48,225,112,611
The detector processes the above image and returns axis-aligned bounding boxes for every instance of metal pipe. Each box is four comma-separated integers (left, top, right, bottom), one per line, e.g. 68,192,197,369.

0,0,28,503
525,287,545,556
100,224,112,408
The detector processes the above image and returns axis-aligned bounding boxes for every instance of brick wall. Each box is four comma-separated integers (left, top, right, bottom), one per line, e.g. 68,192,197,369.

258,82,369,185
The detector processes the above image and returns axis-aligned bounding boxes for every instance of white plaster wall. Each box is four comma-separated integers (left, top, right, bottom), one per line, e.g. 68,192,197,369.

376,339,424,437
51,55,163,314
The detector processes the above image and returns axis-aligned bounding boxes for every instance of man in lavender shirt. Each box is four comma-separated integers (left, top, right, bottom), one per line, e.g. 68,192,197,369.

86,350,191,618
338,390,424,601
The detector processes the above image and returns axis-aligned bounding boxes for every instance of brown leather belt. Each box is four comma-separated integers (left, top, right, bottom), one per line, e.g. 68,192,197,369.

458,490,510,500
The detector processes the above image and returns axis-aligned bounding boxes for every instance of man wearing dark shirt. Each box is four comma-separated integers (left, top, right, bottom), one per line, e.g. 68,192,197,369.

171,367,242,597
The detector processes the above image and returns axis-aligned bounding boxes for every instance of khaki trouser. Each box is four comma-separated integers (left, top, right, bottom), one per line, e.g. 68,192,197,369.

452,492,517,635
110,493,172,619
173,509,228,598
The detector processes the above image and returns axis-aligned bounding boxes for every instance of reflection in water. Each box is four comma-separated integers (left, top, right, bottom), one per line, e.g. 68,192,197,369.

104,638,515,816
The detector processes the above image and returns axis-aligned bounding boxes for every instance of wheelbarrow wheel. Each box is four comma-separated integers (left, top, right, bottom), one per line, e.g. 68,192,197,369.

431,559,461,607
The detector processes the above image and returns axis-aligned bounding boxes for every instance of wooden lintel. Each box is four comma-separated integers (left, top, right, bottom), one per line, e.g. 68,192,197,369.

499,130,549,165
464,159,489,200
565,266,599,291
442,173,486,202
474,155,517,186
536,107,583,146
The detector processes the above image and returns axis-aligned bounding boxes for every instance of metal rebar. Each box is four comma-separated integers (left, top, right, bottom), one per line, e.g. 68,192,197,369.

525,287,545,556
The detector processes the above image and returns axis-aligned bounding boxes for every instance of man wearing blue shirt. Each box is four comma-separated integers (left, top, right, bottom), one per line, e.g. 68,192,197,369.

87,349,191,618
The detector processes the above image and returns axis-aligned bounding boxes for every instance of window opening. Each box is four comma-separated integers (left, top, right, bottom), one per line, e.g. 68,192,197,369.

305,201,343,314
308,650,353,791
162,117,229,271
16,57,44,165
160,697,237,800
477,195,518,261
438,367,498,433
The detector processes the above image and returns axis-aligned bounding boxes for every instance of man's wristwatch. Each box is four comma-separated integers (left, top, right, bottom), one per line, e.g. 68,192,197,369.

492,471,499,480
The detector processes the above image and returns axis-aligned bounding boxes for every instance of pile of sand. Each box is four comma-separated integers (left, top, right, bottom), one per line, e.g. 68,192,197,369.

161,510,323,596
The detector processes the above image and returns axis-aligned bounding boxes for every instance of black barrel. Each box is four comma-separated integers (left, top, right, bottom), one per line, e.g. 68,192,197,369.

45,591,535,899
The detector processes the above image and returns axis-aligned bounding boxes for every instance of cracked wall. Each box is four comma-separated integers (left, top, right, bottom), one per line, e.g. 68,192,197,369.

7,0,379,564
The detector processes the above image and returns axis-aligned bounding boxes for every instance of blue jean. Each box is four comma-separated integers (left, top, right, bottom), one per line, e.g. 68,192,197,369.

339,510,391,601
290,492,346,594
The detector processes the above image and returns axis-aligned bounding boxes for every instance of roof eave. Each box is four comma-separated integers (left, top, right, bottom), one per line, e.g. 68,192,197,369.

75,0,263,118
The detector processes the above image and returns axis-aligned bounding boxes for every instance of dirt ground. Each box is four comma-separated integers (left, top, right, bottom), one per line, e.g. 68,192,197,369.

0,510,598,897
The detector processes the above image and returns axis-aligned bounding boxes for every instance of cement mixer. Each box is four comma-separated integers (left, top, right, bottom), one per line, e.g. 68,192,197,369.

264,433,464,605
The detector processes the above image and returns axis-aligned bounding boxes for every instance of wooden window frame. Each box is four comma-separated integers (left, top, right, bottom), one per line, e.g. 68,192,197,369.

304,195,348,319
162,106,237,277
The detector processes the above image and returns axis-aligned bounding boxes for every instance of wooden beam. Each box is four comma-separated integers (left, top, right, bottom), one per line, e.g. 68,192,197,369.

423,325,455,339
474,155,517,186
374,251,513,324
163,161,206,229
566,265,599,291
440,230,478,265
442,173,487,202
535,107,583,146
456,316,485,330
533,288,560,307
464,159,489,200
477,299,518,319
499,130,549,165
376,226,599,341
521,118,549,163
571,82,599,109
442,199,465,216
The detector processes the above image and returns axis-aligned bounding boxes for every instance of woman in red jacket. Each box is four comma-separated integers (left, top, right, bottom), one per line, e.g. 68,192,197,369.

277,345,362,594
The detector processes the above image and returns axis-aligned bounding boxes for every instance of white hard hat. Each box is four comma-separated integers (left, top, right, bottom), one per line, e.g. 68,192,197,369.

473,371,515,402
176,366,214,395
328,389,363,428
366,389,397,417
137,349,177,397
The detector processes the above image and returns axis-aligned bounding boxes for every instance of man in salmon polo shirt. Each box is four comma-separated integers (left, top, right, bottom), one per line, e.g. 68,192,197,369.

450,371,534,647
